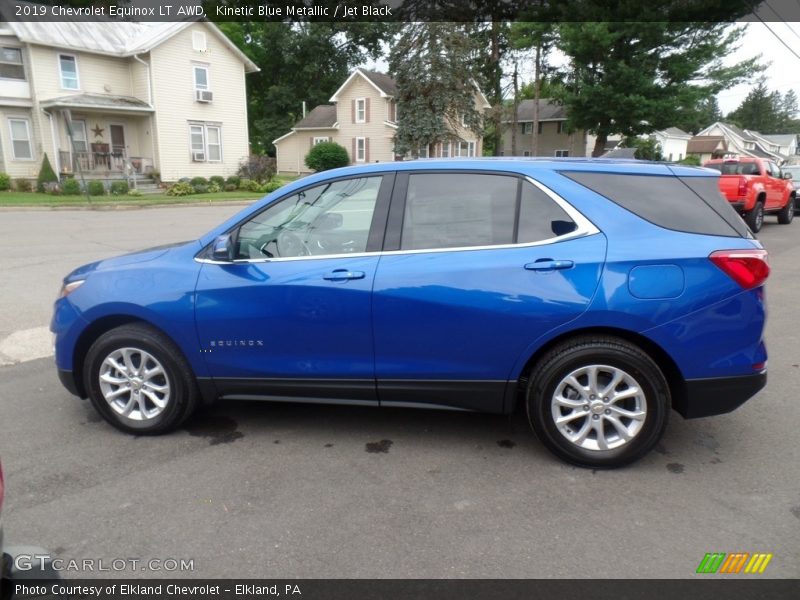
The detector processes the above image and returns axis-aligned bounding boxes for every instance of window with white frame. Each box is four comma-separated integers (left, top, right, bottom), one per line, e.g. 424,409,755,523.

355,98,366,123
192,31,207,52
557,121,566,134
58,54,78,89
313,137,330,145
355,137,366,162
193,65,209,90
418,145,429,158
9,118,33,159
441,142,450,158
190,124,205,159
70,120,88,153
0,47,25,80
458,141,475,157
206,126,222,161
522,122,532,135
555,149,570,157
523,151,531,157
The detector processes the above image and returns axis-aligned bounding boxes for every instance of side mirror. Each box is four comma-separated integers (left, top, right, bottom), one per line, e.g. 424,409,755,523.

211,234,234,262
784,172,793,180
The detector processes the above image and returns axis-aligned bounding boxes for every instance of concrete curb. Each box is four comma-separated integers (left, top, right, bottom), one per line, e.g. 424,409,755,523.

0,200,258,212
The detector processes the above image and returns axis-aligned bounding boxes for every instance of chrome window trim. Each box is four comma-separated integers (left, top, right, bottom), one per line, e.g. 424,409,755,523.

195,175,599,265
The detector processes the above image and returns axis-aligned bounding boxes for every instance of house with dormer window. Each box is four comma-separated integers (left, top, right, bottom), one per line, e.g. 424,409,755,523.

273,68,489,174
0,6,258,185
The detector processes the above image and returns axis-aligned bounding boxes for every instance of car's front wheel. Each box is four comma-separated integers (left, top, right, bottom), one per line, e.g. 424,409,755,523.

83,324,199,434
526,336,670,469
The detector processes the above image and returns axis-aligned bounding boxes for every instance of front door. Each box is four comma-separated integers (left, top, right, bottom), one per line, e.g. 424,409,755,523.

194,174,392,404
109,124,125,156
372,172,605,412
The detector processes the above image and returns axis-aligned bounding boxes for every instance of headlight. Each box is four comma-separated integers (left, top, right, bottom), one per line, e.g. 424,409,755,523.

59,280,85,298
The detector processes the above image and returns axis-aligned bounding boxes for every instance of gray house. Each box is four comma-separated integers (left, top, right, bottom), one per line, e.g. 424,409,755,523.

500,99,592,157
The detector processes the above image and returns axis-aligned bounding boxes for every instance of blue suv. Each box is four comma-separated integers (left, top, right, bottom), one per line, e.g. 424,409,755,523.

52,160,769,468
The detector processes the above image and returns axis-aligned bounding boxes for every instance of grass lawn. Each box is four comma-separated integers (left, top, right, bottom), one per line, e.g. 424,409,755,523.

0,190,262,207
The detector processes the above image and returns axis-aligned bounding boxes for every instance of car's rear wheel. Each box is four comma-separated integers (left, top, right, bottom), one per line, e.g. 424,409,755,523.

777,196,794,224
83,324,198,434
526,336,669,469
745,200,764,232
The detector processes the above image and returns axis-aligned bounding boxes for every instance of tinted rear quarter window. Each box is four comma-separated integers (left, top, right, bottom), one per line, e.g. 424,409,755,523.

561,171,747,238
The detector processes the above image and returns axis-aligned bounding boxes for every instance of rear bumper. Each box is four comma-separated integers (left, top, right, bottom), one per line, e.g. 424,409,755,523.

728,201,745,212
676,371,767,419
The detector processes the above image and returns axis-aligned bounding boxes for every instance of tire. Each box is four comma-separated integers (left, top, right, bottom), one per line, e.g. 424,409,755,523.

745,200,764,233
83,323,199,434
526,336,670,469
777,196,795,225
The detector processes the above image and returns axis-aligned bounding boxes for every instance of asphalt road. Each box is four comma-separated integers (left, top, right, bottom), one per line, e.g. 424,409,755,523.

0,206,798,579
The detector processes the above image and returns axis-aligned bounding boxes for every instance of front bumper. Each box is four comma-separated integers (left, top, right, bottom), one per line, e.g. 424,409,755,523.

675,371,767,419
56,369,83,399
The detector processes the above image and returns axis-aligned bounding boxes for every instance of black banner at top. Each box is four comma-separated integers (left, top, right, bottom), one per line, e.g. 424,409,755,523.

0,0,797,23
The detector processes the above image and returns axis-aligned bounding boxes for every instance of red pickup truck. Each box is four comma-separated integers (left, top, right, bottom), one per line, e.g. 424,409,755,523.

703,157,795,232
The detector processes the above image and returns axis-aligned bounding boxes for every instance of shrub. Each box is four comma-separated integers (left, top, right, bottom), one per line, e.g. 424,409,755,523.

238,178,252,190
127,189,143,197
208,183,221,193
37,153,59,192
62,178,81,195
150,170,161,184
110,181,129,196
87,180,106,196
679,155,702,166
224,183,238,192
167,182,194,196
209,175,225,187
0,172,10,191
193,184,209,194
237,154,276,183
305,141,349,172
245,179,263,192
190,176,208,186
225,175,240,188
45,183,62,195
15,178,32,192
264,181,283,193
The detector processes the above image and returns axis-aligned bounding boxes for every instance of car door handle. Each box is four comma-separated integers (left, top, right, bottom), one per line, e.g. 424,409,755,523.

524,259,574,272
323,269,366,281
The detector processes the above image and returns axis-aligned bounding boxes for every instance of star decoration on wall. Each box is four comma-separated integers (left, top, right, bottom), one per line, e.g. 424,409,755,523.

92,124,105,138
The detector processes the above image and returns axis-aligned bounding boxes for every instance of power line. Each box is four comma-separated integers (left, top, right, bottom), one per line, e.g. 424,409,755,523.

763,0,800,44
751,10,800,63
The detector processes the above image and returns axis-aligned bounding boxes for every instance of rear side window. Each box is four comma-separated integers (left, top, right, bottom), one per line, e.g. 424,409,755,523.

399,174,577,251
401,173,517,250
562,171,746,238
705,162,759,175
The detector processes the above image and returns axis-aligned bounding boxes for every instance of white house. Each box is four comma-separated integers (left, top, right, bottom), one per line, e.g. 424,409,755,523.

695,122,786,163
651,127,691,162
0,8,258,184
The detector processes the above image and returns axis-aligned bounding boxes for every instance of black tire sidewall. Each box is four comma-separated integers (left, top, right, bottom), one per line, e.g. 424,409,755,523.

84,328,189,434
528,344,669,468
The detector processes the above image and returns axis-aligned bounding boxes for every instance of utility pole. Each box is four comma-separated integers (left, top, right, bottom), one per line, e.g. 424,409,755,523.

512,61,519,156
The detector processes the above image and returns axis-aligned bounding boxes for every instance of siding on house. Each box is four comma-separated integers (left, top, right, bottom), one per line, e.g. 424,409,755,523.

274,69,487,174
149,23,250,181
0,107,40,178
501,121,588,157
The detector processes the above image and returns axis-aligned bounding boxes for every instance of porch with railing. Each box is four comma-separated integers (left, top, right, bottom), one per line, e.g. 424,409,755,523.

58,147,153,177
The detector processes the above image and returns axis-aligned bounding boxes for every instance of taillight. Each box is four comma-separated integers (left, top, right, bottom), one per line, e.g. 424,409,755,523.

709,249,770,289
737,177,747,196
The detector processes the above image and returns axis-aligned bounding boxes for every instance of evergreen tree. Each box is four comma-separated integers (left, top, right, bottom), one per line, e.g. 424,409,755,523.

389,23,483,157
555,15,760,155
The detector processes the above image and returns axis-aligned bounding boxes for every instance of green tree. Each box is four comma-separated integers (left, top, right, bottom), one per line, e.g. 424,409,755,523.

389,22,483,157
675,96,721,134
620,136,663,161
555,16,761,156
727,80,780,132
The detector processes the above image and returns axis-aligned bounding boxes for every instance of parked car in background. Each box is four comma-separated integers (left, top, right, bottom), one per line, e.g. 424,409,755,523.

52,159,769,469
703,157,795,232
780,164,800,214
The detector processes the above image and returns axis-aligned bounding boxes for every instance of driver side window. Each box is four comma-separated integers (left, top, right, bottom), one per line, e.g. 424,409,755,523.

235,176,382,259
